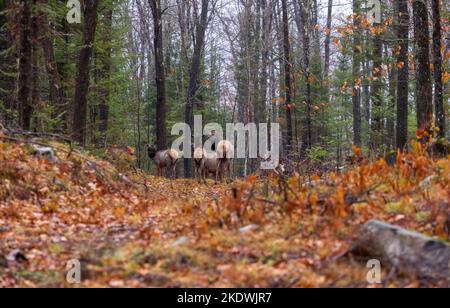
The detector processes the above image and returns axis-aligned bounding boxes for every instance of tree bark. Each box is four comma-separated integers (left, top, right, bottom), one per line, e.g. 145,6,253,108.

370,20,383,149
431,0,445,138
258,0,271,126
324,0,332,80
396,0,409,150
37,0,63,116
413,0,433,132
0,0,15,126
352,0,362,147
387,45,397,149
72,0,99,145
18,0,32,130
149,0,167,151
353,220,450,282
281,0,294,151
183,0,210,178
363,59,371,123
31,0,39,130
296,0,312,159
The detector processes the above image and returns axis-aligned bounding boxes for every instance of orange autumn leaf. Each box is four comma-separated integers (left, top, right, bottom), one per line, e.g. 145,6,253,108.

309,193,319,207
353,145,361,158
308,76,316,84
443,71,450,84
340,81,349,93
126,146,135,155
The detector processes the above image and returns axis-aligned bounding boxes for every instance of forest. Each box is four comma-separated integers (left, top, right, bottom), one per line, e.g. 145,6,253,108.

0,0,449,289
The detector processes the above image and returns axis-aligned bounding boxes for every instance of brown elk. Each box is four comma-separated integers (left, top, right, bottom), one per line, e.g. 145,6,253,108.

193,140,233,184
193,147,220,184
193,147,205,182
216,140,233,183
147,144,179,179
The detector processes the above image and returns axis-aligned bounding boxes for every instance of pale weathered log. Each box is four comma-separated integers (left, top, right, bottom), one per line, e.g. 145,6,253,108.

353,220,450,281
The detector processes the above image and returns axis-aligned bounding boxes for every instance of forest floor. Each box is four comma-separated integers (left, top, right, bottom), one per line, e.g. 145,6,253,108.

0,136,449,288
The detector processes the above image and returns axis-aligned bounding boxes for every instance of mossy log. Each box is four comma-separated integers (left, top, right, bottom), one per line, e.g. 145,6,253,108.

353,220,450,281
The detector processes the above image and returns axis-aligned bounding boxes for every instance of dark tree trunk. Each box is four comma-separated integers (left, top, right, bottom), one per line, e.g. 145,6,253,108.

324,0,332,79
431,0,445,138
31,0,39,130
296,1,312,160
0,0,15,126
370,22,383,149
413,0,433,132
184,0,209,178
396,0,409,150
258,0,271,126
18,0,32,130
352,0,361,147
37,0,63,116
363,59,371,123
387,45,397,149
72,0,99,145
149,0,167,151
56,0,71,132
281,0,294,151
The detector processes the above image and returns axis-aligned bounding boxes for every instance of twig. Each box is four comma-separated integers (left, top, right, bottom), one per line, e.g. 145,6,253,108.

254,197,277,205
241,183,256,218
5,129,72,143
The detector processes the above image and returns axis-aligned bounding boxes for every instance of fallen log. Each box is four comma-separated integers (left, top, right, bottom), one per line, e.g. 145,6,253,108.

352,220,450,282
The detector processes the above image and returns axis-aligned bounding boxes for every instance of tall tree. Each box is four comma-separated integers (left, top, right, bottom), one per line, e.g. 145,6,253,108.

370,6,384,149
396,0,409,150
149,0,167,151
296,0,312,159
183,0,211,178
18,0,32,130
0,0,15,126
281,0,294,151
323,0,333,80
72,0,99,145
37,0,63,117
352,0,362,147
30,0,39,130
413,0,433,132
432,0,445,138
258,0,272,126
97,7,113,146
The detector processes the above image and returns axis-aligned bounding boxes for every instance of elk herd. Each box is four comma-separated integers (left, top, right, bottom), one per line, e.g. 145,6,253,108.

147,140,233,183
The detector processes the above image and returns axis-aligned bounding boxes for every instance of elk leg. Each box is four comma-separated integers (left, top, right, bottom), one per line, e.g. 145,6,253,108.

172,165,176,179
202,167,207,184
226,163,232,183
220,161,224,183
197,167,202,183
215,163,220,184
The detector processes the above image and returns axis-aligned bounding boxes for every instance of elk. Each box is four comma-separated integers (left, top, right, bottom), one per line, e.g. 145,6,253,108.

216,140,233,183
193,140,233,184
147,144,179,179
193,147,204,182
193,147,220,184
259,156,286,178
